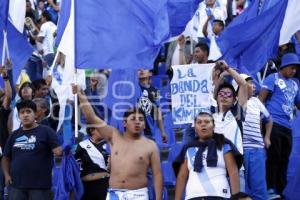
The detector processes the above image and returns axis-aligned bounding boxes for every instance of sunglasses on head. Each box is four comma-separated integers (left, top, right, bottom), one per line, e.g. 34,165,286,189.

218,90,234,98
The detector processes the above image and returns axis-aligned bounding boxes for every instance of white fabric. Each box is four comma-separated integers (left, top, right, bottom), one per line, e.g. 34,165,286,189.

171,63,215,124
208,36,222,61
243,97,270,149
190,0,227,39
185,146,230,199
79,139,107,170
106,187,149,200
279,0,300,45
171,44,180,66
38,21,57,55
52,0,86,131
213,111,243,154
9,0,26,33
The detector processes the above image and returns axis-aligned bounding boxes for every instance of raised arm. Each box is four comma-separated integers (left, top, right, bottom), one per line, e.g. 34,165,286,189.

217,61,248,106
72,84,116,142
1,62,12,110
202,15,213,38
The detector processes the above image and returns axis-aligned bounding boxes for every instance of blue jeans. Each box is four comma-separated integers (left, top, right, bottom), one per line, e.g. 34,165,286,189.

244,148,268,200
7,187,51,200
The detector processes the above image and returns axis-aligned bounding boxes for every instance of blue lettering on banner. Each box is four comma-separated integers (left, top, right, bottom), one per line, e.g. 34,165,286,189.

171,79,208,95
174,107,211,120
177,68,197,79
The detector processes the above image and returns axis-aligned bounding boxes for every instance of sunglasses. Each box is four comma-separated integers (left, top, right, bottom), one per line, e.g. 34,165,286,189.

218,90,234,98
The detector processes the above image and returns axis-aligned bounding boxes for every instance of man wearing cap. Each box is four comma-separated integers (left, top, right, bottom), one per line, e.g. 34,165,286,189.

259,53,300,199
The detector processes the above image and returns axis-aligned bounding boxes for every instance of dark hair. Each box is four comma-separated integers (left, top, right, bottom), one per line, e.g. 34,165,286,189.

32,79,47,91
213,19,225,28
18,82,35,100
41,11,52,21
123,107,145,120
194,112,215,126
33,98,50,116
195,42,209,57
216,83,237,98
86,127,95,136
16,99,37,113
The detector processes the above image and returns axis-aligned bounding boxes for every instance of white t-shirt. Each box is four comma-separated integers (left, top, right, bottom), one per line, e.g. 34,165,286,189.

213,111,243,154
38,21,57,55
185,145,231,199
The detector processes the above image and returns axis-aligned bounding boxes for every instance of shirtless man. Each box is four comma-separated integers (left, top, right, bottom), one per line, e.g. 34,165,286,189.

72,85,163,200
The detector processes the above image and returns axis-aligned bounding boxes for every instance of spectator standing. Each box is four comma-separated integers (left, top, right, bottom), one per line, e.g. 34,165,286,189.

34,11,57,68
259,53,300,198
73,85,163,199
241,74,273,200
174,112,241,200
2,100,62,200
75,127,110,200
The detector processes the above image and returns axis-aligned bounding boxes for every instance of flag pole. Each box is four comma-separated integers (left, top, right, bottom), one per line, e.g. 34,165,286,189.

261,62,269,85
74,68,78,138
1,30,6,66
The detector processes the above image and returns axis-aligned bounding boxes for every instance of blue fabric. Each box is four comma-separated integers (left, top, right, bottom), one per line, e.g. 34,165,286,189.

0,21,34,83
54,152,83,200
55,0,71,47
74,0,170,70
244,148,268,200
54,105,83,200
216,0,288,75
0,0,8,30
167,0,202,36
262,73,300,128
103,69,141,132
284,111,300,199
193,139,218,172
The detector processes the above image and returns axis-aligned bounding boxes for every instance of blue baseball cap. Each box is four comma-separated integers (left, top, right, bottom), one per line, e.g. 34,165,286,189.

280,53,300,69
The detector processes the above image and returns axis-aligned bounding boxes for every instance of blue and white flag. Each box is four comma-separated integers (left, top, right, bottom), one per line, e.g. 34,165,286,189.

167,0,202,37
209,0,300,75
55,0,71,47
74,0,170,70
0,0,33,82
52,0,86,132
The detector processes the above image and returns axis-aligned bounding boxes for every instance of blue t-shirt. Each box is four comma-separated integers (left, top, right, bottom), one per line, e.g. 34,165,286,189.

262,73,300,128
3,125,60,189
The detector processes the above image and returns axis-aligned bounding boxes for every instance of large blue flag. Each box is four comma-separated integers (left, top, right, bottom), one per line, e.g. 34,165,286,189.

0,21,33,82
0,0,9,30
54,0,71,47
103,69,141,131
74,0,170,70
167,0,202,37
215,0,288,75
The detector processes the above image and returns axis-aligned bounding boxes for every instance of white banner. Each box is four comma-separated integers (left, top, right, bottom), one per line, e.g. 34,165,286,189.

171,63,214,124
